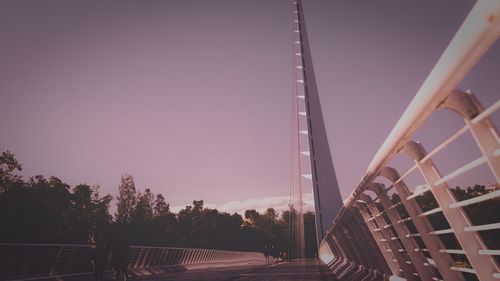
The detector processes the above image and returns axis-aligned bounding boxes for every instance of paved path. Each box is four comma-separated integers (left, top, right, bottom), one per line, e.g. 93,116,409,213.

138,260,337,281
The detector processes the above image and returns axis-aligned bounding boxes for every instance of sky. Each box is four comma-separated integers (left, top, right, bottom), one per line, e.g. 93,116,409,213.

0,0,498,215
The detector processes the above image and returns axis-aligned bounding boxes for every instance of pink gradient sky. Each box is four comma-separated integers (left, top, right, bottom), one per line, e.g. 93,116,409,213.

0,0,498,214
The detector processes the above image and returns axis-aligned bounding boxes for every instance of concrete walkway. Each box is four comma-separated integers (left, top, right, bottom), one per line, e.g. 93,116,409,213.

138,260,337,281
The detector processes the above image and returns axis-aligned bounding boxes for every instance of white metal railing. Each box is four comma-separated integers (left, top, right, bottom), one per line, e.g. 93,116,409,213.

341,0,500,216
0,243,265,281
319,1,500,281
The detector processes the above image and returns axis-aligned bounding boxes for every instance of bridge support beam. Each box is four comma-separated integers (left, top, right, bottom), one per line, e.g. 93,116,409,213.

439,89,500,182
363,192,418,280
336,226,359,262
331,235,347,259
349,211,379,267
379,167,463,281
403,141,499,281
343,218,372,266
368,182,435,281
355,199,401,276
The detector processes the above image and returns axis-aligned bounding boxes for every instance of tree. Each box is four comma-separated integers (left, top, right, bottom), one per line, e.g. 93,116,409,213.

69,184,112,242
190,200,204,247
144,188,155,211
0,150,114,244
192,200,204,213
154,194,170,217
0,150,23,192
150,206,178,246
177,205,193,246
244,209,260,224
116,174,137,223
264,208,277,220
133,190,154,223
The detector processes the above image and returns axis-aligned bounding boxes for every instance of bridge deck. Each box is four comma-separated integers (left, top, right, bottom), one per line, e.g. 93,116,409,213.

139,260,336,281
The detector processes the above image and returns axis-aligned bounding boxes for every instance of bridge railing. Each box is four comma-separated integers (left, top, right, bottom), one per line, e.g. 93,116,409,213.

319,1,500,281
0,243,265,281
0,243,94,280
127,246,264,269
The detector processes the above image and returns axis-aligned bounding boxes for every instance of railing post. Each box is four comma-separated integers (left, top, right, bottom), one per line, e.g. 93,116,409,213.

364,194,418,280
354,199,401,276
337,224,363,264
154,248,162,266
144,248,152,267
209,250,215,263
198,250,204,263
379,166,464,281
135,248,145,268
368,182,435,280
439,89,500,181
331,234,347,259
202,250,209,263
164,249,170,265
346,217,371,266
176,249,182,264
351,209,389,272
186,249,192,264
196,250,201,263
205,250,211,263
164,249,172,265
196,250,203,263
403,141,499,281
185,249,192,264
48,246,63,276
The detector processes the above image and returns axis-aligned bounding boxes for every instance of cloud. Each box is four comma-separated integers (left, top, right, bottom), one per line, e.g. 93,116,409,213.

170,203,217,213
170,193,315,216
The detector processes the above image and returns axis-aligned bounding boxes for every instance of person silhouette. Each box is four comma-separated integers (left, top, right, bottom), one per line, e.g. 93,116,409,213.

263,244,270,264
89,231,106,281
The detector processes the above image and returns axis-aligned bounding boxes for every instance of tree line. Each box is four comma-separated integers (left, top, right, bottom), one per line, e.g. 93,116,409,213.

1,149,496,264
0,150,317,257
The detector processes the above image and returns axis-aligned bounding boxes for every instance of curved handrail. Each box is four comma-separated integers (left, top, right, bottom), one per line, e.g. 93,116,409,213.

322,1,500,280
341,0,500,214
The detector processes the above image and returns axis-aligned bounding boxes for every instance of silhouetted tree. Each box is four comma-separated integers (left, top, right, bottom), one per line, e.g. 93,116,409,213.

0,150,22,191
116,174,137,223
244,209,260,225
69,184,112,242
133,190,154,223
10,149,498,262
190,200,204,247
154,194,169,217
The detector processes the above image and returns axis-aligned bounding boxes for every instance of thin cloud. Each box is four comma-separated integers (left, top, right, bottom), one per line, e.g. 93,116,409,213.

170,203,217,213
171,193,315,216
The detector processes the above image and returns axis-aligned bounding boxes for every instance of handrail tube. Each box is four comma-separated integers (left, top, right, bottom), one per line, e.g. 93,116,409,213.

0,243,91,247
341,0,500,211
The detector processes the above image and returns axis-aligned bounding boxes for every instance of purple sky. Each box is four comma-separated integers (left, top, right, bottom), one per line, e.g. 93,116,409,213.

1,0,498,214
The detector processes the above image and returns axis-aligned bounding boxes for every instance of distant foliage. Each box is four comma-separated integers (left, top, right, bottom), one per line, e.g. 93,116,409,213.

2,149,496,263
0,172,112,243
154,194,169,217
0,150,22,191
115,174,137,223
0,150,317,257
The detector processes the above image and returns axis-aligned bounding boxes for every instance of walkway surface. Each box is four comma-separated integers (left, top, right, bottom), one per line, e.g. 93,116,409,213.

137,260,337,281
